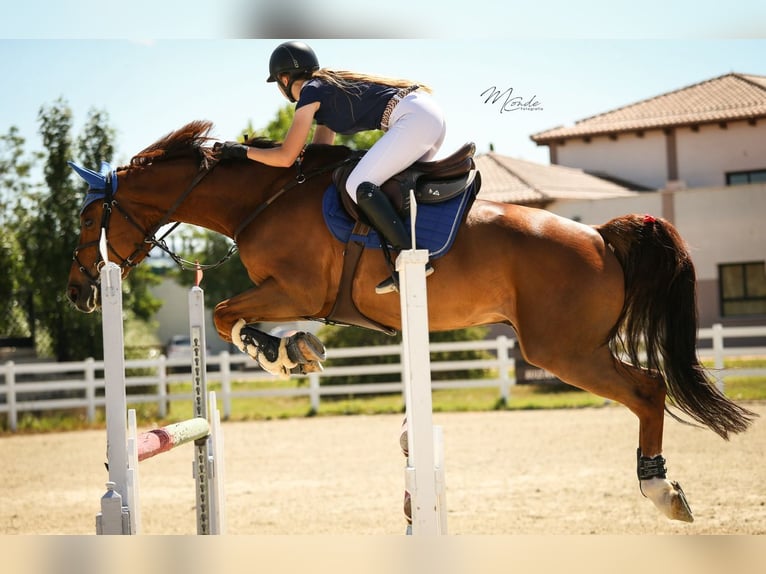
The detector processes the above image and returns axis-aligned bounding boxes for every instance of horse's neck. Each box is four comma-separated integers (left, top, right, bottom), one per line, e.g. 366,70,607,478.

159,162,293,238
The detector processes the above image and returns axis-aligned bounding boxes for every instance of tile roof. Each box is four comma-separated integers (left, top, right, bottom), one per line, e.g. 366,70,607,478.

475,153,640,205
531,73,766,143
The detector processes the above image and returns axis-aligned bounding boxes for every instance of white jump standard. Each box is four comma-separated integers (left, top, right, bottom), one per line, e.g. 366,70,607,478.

95,244,225,535
398,194,448,535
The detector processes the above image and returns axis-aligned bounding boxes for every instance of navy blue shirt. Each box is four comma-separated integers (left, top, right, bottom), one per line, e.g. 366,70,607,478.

296,78,400,134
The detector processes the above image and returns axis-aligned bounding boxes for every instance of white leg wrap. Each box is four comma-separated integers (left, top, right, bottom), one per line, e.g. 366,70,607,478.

231,319,247,353
252,338,298,378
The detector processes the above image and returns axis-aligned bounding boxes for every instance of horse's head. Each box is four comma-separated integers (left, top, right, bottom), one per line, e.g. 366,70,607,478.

67,120,220,312
66,160,156,312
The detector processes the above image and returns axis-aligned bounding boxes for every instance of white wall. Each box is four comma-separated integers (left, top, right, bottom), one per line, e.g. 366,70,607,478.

554,120,766,191
556,131,667,190
549,183,766,327
677,122,766,188
550,193,661,226
674,183,766,279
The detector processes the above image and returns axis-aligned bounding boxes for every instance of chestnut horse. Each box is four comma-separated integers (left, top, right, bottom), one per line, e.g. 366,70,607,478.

67,120,755,523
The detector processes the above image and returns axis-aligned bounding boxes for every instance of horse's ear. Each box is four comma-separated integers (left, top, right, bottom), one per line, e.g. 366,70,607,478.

99,161,113,177
68,161,106,189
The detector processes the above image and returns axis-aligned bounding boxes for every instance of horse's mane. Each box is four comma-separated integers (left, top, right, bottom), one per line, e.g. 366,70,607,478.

124,120,344,173
128,120,217,169
243,135,281,149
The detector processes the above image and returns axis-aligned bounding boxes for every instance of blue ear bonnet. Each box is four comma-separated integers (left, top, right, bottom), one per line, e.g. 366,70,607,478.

68,160,118,214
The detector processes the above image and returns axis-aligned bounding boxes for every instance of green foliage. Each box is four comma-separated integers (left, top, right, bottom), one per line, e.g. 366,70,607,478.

316,324,492,387
0,98,162,361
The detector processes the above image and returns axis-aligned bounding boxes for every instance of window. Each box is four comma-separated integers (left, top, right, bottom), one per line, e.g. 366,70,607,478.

726,169,766,186
719,261,766,317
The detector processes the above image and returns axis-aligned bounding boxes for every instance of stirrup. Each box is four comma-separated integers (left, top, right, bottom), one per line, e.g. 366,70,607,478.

375,263,434,295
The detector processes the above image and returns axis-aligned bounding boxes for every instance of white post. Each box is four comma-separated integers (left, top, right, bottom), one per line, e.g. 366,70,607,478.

398,191,446,535
189,282,214,534
96,259,134,534
208,390,226,534
712,323,725,393
6,361,17,432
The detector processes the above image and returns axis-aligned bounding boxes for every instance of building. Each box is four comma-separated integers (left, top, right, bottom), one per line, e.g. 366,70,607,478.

495,72,766,329
530,72,766,191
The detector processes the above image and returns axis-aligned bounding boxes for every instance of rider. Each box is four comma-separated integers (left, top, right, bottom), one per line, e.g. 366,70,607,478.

217,40,447,294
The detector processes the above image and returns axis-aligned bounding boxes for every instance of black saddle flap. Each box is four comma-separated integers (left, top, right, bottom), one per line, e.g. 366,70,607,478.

414,170,477,204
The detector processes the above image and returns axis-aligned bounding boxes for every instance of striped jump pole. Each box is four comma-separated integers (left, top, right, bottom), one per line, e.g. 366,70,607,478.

398,192,447,535
136,418,210,462
95,242,225,535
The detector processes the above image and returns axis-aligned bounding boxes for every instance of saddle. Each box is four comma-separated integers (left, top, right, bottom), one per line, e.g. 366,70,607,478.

323,143,478,335
332,142,476,222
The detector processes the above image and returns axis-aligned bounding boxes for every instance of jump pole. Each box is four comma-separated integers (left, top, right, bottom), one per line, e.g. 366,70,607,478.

95,235,225,534
398,192,447,535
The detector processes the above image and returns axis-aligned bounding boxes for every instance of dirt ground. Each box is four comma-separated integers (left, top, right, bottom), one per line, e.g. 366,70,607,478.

1,403,764,535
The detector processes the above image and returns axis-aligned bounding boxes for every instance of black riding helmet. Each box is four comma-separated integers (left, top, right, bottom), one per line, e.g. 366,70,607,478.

267,41,320,103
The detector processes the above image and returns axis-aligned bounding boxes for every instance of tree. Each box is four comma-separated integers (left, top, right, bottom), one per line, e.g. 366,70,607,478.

76,108,163,325
14,99,160,360
0,127,36,344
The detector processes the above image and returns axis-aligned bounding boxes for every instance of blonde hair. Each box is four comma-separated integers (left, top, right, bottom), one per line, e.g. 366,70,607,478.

311,68,433,94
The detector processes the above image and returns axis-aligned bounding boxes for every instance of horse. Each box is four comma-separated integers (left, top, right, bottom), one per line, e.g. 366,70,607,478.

67,120,756,524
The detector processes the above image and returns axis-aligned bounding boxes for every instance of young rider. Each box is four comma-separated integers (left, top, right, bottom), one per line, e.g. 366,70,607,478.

217,41,447,294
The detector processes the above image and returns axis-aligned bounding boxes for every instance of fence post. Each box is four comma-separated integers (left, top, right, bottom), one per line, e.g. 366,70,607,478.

220,351,232,420
85,357,96,423
157,355,168,419
497,336,511,404
5,361,17,432
712,323,725,393
309,372,321,413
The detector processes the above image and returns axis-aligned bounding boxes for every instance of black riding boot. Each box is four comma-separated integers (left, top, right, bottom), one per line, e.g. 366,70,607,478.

356,182,434,294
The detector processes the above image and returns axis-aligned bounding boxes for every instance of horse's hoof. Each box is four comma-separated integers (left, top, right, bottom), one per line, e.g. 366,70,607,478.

294,332,327,362
399,418,409,457
669,480,694,522
403,490,412,524
290,360,323,375
640,477,694,523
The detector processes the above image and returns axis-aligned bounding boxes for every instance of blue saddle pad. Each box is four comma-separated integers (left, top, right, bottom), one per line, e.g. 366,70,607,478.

322,181,477,260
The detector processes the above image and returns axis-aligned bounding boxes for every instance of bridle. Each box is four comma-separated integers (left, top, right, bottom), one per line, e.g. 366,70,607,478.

72,151,356,287
72,163,220,287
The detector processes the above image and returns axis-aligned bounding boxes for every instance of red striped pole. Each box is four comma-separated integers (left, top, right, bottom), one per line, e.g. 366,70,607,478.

136,418,210,462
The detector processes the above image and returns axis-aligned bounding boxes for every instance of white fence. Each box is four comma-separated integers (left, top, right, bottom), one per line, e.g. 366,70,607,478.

2,324,765,432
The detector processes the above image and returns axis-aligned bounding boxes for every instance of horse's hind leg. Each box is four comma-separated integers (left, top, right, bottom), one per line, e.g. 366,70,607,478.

547,346,693,522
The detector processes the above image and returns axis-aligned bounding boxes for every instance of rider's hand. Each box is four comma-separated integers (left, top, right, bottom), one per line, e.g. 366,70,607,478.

215,141,249,161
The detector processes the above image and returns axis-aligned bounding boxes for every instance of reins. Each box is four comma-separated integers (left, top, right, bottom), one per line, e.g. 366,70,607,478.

75,151,356,284
231,152,354,242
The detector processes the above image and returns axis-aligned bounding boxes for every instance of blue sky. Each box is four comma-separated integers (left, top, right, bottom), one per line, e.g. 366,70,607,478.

2,39,764,170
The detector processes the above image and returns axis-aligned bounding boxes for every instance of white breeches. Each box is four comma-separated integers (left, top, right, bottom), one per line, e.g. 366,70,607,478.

345,90,446,203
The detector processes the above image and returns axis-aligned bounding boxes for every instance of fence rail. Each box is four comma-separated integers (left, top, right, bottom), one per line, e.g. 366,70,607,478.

2,324,765,432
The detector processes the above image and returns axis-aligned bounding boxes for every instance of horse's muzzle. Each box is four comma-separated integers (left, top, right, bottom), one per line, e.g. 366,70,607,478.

67,282,100,313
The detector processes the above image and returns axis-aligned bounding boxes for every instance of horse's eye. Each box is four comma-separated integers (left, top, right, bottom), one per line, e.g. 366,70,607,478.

83,218,94,228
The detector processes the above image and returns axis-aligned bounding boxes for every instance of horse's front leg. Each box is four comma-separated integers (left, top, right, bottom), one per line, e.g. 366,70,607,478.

213,282,328,376
231,319,326,376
